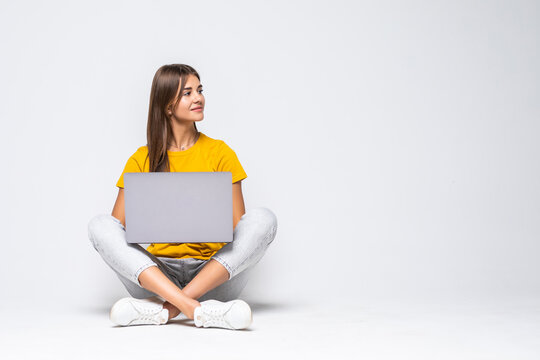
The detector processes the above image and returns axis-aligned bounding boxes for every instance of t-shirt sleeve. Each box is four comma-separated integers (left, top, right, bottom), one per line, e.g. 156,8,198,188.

116,155,143,189
215,141,247,183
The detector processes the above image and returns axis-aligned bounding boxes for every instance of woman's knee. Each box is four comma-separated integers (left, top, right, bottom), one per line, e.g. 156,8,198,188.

249,207,278,244
87,214,122,249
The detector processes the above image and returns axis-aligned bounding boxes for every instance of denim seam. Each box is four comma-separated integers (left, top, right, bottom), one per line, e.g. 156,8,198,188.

231,233,269,278
133,262,158,287
211,255,234,280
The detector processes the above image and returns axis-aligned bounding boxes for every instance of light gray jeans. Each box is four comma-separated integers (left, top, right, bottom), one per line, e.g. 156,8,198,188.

87,207,278,302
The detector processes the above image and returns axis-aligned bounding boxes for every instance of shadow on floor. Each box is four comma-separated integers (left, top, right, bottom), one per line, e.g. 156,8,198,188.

247,300,298,313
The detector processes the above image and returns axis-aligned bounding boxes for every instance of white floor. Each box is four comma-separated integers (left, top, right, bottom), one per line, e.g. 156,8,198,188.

1,295,539,359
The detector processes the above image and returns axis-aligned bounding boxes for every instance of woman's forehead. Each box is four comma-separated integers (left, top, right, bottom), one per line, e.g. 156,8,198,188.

184,74,201,87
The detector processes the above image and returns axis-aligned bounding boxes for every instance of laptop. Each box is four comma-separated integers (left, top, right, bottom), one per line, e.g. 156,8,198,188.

124,172,233,244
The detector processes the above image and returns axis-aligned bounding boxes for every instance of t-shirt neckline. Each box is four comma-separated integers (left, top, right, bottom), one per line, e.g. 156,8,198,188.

166,132,204,156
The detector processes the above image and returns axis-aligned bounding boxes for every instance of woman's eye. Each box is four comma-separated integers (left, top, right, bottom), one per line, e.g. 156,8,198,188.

184,89,203,96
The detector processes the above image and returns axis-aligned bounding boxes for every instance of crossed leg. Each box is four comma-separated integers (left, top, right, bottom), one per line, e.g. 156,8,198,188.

138,258,229,320
89,207,277,321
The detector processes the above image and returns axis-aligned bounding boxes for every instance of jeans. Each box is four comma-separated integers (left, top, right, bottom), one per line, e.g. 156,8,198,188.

87,207,278,302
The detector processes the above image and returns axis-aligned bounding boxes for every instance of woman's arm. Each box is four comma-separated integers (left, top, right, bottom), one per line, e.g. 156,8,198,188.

232,181,246,230
112,188,126,228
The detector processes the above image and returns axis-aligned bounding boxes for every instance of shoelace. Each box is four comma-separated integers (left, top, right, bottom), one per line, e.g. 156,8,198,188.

199,304,233,327
133,303,164,324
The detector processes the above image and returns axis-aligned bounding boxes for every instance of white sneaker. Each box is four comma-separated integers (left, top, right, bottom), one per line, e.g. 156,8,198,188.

194,299,252,330
109,296,169,326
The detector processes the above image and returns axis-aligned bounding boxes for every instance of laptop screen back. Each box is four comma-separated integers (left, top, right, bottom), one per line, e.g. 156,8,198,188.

124,172,232,244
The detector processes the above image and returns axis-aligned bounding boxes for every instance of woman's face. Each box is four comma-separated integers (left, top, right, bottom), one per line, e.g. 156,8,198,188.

169,74,205,123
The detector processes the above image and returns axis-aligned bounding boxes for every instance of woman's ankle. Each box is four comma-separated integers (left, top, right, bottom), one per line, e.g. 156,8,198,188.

163,301,181,320
183,298,201,319
164,298,200,320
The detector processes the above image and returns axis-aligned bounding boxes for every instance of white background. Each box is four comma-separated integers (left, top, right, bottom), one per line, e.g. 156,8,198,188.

1,0,538,318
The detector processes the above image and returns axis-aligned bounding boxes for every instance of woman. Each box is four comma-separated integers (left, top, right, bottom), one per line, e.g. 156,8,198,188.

87,64,278,330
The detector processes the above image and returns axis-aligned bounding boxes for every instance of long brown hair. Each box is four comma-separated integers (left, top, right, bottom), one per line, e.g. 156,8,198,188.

146,64,200,172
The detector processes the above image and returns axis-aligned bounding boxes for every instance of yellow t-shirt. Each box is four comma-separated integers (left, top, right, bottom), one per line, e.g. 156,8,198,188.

116,132,247,260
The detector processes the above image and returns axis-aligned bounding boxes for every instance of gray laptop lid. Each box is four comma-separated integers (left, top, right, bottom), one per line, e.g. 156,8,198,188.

124,172,232,244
